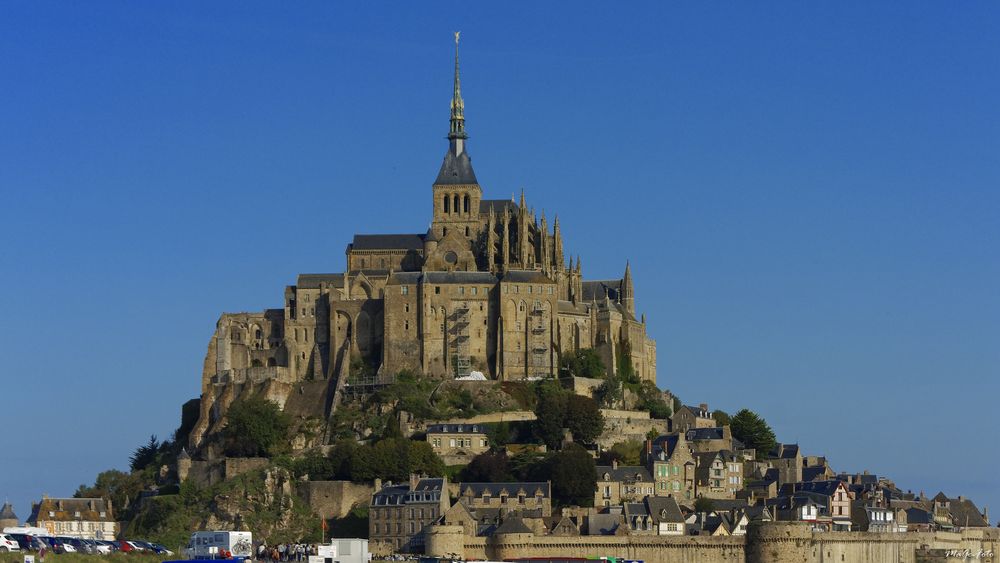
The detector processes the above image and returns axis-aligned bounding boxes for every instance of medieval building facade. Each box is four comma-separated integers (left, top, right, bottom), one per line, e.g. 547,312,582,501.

190,37,656,449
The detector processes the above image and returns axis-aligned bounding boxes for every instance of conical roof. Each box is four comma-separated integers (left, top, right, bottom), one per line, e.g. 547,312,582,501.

0,501,18,521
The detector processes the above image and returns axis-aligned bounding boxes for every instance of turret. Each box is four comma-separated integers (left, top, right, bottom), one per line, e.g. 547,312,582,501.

622,261,635,315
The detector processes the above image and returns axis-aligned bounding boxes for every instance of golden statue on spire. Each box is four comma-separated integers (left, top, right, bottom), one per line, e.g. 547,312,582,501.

455,31,460,44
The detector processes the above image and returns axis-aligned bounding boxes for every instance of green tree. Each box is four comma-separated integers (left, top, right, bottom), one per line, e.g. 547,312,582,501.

712,410,731,426
460,451,513,482
75,469,146,517
564,394,604,446
547,445,597,507
634,381,671,419
533,382,569,449
598,440,643,466
730,409,777,459
559,349,606,379
594,375,623,408
130,435,161,472
223,397,292,457
694,497,716,513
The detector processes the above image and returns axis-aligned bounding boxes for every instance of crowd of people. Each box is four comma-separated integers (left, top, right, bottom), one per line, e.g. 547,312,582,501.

256,542,318,562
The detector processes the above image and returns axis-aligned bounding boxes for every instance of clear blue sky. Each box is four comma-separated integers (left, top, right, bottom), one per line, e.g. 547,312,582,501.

2,3,998,524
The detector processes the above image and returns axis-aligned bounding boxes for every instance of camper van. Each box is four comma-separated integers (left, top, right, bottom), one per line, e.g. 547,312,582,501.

184,531,253,560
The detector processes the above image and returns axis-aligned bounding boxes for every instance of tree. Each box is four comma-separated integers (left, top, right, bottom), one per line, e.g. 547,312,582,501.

559,349,605,379
712,410,731,427
594,375,623,408
730,409,777,459
598,440,643,466
533,382,569,449
75,469,145,516
564,395,604,446
460,451,513,482
547,445,596,507
223,397,292,457
634,381,671,419
694,497,716,513
130,435,161,472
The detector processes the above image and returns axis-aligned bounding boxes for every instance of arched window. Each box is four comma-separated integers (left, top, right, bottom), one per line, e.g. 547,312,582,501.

463,194,469,213
444,195,450,213
453,194,460,214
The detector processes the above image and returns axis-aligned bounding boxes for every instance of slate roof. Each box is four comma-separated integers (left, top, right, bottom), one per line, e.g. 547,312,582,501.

502,270,555,284
787,480,846,498
651,434,687,459
557,300,590,315
459,482,551,499
28,498,113,524
371,478,445,506
943,496,989,527
435,150,479,185
645,496,685,524
0,501,17,521
587,512,625,535
802,466,829,483
480,199,518,215
297,273,344,289
595,465,653,483
492,514,533,535
350,233,426,251
581,280,622,301
426,423,487,434
905,507,934,525
770,443,800,459
686,428,725,441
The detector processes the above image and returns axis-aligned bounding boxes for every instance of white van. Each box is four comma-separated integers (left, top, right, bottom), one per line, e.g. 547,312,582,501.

184,531,253,560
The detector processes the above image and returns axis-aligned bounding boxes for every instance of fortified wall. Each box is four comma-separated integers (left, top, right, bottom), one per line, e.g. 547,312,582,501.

426,522,999,563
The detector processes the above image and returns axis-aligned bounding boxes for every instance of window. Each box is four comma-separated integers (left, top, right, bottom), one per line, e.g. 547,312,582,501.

404,321,409,331
472,287,478,295
402,286,409,295
435,286,441,294
450,438,456,448
444,195,450,213
459,287,465,295
405,304,410,313
527,285,532,294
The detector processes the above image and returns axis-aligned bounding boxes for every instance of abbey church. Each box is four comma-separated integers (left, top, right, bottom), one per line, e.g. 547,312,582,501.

191,38,656,447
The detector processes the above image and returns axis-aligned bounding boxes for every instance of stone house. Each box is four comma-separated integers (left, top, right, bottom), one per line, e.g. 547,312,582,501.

781,480,853,531
456,482,552,518
644,495,686,536
425,423,489,465
671,404,715,432
594,461,655,508
26,497,116,540
694,450,743,499
369,475,449,553
766,443,803,486
646,434,696,501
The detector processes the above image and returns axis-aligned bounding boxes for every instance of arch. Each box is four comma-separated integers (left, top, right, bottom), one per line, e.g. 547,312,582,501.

453,194,460,214
356,310,373,355
463,194,469,213
266,357,277,367
444,194,450,213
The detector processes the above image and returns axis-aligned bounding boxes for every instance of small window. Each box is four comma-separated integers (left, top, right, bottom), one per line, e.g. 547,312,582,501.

472,287,478,295
404,321,410,331
402,286,409,295
435,286,441,294
405,303,410,313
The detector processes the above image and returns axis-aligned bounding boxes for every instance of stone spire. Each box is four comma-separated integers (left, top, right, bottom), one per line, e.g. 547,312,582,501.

487,206,497,271
553,215,564,270
449,31,467,147
539,212,549,274
622,261,635,315
501,206,510,271
518,189,528,266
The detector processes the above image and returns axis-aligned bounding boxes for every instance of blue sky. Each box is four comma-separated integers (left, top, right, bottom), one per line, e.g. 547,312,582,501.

1,3,998,524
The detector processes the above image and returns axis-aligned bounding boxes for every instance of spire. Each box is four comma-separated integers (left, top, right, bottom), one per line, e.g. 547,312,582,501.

622,261,635,315
449,31,467,143
435,33,477,185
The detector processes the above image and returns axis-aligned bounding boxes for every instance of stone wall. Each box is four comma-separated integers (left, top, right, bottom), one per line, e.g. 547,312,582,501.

598,409,669,449
297,481,373,520
427,521,1000,563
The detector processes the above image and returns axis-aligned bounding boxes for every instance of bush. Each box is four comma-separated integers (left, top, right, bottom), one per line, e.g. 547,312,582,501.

559,349,606,379
224,396,292,457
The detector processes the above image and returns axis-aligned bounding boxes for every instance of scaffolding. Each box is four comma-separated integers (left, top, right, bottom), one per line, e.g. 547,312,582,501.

529,302,549,377
451,304,472,377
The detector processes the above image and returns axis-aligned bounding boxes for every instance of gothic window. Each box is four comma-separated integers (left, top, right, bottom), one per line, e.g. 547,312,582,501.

453,194,460,214
444,195,450,213
463,194,469,213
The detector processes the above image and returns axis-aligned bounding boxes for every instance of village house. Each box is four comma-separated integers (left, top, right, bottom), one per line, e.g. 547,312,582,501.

594,461,655,507
646,434,696,501
671,403,715,432
425,423,489,464
456,482,552,518
369,475,450,553
781,480,853,531
26,497,116,540
693,450,743,499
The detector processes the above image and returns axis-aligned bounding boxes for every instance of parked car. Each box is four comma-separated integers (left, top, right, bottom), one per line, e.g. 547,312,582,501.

40,536,76,554
86,539,113,554
0,533,22,552
60,537,95,554
149,542,174,555
5,534,46,552
96,539,120,552
116,539,136,552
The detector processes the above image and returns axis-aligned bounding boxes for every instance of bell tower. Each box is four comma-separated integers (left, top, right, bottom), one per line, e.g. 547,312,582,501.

431,32,482,242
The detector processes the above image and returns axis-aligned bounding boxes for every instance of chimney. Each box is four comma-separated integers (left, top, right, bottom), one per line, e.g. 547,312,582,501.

645,439,652,457
409,473,420,490
612,459,618,470
699,403,709,414
375,478,383,491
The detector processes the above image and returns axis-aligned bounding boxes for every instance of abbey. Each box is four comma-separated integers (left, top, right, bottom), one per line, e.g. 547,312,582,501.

191,38,656,446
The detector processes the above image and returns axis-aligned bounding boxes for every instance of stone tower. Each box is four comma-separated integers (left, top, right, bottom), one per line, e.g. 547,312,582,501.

0,500,19,529
429,31,482,271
